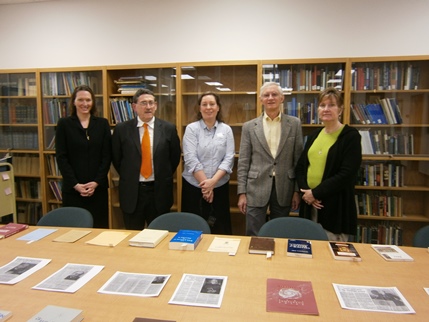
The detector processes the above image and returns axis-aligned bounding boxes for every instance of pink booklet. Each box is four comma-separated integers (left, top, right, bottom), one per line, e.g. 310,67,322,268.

266,278,319,315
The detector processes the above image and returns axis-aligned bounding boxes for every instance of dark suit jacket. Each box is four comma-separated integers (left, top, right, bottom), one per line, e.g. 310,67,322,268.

237,113,303,207
56,115,112,192
111,117,181,214
295,125,362,235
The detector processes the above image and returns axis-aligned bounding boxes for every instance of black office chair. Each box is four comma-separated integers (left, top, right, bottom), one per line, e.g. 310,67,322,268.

37,207,94,228
413,225,429,248
148,212,211,234
258,217,329,240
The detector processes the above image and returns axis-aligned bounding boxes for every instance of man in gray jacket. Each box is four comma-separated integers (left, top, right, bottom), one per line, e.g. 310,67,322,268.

237,82,303,235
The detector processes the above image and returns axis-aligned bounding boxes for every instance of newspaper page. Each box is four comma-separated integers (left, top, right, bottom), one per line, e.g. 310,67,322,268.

333,283,415,314
32,263,104,293
169,274,227,308
98,271,170,297
0,256,51,285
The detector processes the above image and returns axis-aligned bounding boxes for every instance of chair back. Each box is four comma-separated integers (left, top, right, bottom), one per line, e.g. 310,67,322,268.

258,217,329,240
37,207,94,228
413,225,429,248
148,212,211,234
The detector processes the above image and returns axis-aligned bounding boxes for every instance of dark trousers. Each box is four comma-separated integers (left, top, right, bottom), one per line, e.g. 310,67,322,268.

181,179,232,235
122,184,158,230
62,187,109,228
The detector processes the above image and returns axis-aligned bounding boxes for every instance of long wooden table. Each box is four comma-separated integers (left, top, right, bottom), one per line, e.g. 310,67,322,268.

1,227,428,321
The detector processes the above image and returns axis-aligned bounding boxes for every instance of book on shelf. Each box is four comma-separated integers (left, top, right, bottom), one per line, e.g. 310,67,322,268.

0,309,12,321
328,242,362,261
371,244,414,262
27,305,83,322
287,239,312,258
169,230,203,251
248,236,275,255
266,278,319,315
0,223,29,239
129,228,169,248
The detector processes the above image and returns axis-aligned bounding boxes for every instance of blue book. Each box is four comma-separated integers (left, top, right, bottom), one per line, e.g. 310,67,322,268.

169,230,203,250
286,239,312,258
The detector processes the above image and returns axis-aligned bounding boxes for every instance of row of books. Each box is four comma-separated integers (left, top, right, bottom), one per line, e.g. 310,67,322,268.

16,202,42,225
114,76,147,94
11,154,40,176
355,192,403,218
0,130,39,150
350,98,403,125
45,154,61,176
284,98,321,124
48,180,62,202
356,162,404,187
42,99,68,124
110,98,136,123
352,63,420,91
0,77,37,96
263,65,342,92
15,178,41,199
359,129,414,155
41,72,100,96
355,223,403,246
0,103,38,124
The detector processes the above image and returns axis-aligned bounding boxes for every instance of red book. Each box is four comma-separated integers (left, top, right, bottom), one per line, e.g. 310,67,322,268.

0,223,29,239
266,278,319,315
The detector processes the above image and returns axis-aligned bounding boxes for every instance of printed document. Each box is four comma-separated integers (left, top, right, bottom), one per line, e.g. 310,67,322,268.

0,256,51,284
32,263,104,293
169,274,227,308
333,284,415,314
98,271,170,297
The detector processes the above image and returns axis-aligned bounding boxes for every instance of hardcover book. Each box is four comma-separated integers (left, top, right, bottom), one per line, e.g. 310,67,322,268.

0,223,28,239
27,305,83,322
266,278,319,315
328,242,362,261
287,239,312,258
169,230,202,250
129,229,169,248
248,237,275,255
371,244,414,262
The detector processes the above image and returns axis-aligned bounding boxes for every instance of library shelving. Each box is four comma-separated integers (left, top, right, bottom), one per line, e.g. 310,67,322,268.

0,71,42,224
348,56,429,245
1,56,428,244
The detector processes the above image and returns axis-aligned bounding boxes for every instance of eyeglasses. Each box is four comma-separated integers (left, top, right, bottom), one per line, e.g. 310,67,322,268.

137,101,156,107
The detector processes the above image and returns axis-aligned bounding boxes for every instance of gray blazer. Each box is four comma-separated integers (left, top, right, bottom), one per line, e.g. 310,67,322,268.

237,113,303,207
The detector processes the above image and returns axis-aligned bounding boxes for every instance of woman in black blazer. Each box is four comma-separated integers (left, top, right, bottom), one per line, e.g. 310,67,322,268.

56,85,112,228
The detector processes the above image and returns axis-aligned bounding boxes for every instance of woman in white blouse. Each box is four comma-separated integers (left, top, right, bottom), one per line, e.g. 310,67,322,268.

181,92,235,234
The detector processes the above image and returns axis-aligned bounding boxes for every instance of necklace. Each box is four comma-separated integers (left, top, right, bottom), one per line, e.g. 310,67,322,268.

324,122,342,134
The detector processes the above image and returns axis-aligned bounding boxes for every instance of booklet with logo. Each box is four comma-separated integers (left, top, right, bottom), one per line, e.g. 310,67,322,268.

371,244,414,262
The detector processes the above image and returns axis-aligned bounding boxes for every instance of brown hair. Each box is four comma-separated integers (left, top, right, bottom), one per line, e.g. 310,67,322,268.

69,85,97,116
196,91,224,122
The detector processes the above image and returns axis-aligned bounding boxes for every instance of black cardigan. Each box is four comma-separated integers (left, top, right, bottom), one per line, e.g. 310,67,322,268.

295,125,362,235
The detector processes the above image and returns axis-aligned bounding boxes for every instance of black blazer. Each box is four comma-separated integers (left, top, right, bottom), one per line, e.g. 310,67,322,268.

295,125,362,235
56,115,112,192
111,117,181,214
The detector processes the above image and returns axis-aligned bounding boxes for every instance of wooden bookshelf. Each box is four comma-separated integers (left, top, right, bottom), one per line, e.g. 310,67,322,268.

1,56,428,244
348,56,429,245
